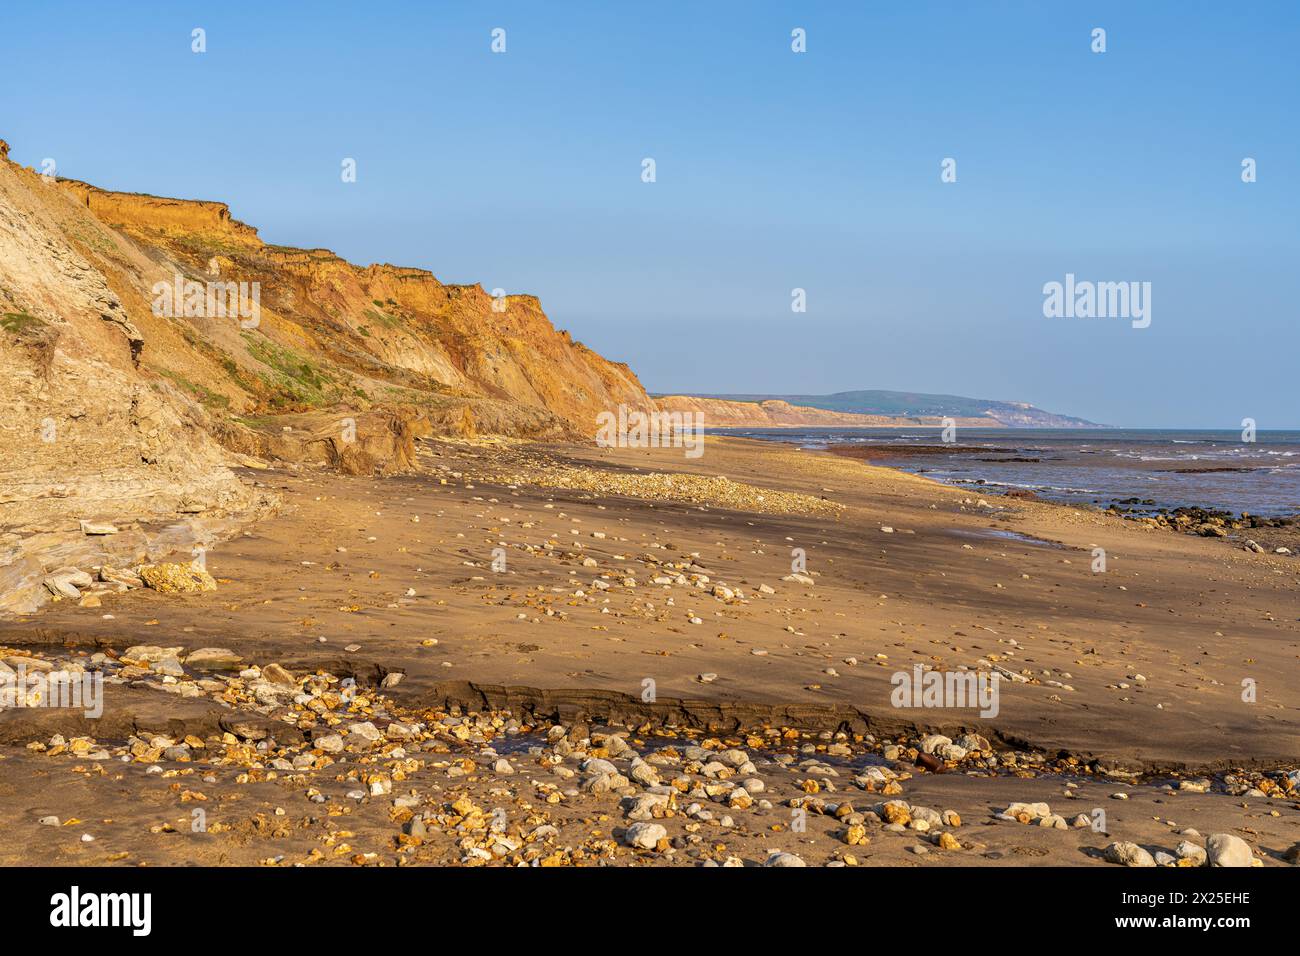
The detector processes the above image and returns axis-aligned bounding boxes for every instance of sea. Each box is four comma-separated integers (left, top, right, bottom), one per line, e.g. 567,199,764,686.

723,428,1300,518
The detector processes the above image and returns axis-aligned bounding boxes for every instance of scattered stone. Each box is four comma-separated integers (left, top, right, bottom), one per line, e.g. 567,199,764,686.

1206,833,1255,867
1104,842,1156,867
1175,841,1207,866
623,822,667,850
260,663,296,686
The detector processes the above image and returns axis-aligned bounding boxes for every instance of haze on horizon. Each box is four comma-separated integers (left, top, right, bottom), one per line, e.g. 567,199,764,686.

2,1,1296,428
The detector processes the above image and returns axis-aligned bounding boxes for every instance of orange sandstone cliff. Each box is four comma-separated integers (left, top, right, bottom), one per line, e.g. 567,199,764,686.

52,176,653,433
0,137,652,613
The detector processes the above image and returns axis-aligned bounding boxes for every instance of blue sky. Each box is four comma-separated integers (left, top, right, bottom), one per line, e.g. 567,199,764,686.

2,1,1297,426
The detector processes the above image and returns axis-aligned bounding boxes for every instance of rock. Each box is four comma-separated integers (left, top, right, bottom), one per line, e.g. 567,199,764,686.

1175,840,1207,865
1282,842,1300,864
781,573,814,586
347,722,384,745
139,563,217,594
314,733,345,753
936,831,961,850
937,744,967,762
260,662,296,686
954,733,990,752
580,758,618,776
123,645,185,663
39,816,60,827
881,801,912,826
153,657,185,677
624,793,670,821
1206,833,1254,867
386,722,417,740
226,721,269,742
493,758,514,774
623,822,667,849
919,734,951,755
184,647,242,668
1104,842,1156,867
999,801,1052,824
763,851,806,867
98,564,142,587
840,822,868,845
582,772,628,794
78,520,118,535
43,567,93,599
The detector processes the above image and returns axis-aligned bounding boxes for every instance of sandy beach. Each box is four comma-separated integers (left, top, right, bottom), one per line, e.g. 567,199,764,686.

2,437,1297,867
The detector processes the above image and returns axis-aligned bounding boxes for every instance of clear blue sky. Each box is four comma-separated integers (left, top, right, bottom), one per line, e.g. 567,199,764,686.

3,1,1296,426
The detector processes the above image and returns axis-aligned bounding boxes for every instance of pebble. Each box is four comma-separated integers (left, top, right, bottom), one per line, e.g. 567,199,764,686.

1104,841,1156,867
1206,833,1255,867
624,822,667,850
1175,840,1207,865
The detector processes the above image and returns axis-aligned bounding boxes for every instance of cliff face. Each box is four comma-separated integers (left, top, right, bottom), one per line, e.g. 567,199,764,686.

0,142,281,614
0,136,653,614
51,178,652,432
653,395,997,429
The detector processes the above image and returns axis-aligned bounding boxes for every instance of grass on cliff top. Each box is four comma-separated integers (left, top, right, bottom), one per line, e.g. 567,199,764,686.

173,233,258,261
